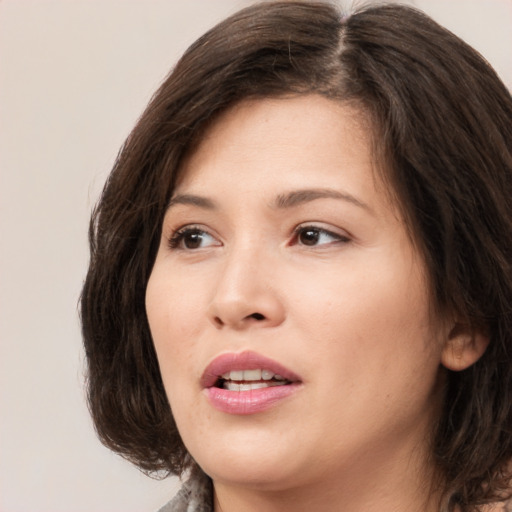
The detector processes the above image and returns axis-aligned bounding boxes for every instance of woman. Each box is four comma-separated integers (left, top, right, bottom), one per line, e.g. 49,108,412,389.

81,2,512,511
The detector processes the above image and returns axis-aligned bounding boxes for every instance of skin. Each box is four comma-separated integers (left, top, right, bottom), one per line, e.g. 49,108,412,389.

145,95,486,512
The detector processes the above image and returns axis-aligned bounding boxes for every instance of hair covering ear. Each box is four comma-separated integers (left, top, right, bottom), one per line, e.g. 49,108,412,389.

441,323,489,371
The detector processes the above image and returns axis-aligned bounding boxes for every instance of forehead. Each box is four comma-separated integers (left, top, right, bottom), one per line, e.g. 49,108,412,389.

176,95,380,195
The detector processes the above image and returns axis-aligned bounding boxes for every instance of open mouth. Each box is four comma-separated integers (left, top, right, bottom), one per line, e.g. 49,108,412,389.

202,352,302,414
214,369,291,391
201,350,301,390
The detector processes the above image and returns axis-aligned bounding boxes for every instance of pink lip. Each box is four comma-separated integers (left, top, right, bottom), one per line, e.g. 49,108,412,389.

201,351,302,415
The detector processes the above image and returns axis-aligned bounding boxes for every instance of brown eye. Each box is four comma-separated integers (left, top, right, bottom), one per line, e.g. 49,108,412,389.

299,228,321,246
169,227,219,250
294,226,349,247
182,230,205,249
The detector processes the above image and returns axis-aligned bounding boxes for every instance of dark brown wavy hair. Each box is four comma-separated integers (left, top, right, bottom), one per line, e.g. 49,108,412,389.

81,2,512,510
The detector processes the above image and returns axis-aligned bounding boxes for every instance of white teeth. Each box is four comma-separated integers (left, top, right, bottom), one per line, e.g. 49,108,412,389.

240,382,267,391
219,368,291,391
224,381,287,391
261,370,274,380
221,369,277,381
243,369,261,380
229,370,244,381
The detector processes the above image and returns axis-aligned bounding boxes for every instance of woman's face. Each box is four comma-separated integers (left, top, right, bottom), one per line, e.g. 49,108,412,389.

146,95,449,494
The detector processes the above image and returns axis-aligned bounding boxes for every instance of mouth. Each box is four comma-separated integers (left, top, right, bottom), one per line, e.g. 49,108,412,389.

201,350,301,389
215,368,291,391
201,351,302,415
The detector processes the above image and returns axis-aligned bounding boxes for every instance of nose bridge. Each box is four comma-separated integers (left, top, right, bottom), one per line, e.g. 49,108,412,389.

208,237,284,329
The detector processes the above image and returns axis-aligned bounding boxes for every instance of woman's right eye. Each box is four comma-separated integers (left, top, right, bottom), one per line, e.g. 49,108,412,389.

168,227,220,250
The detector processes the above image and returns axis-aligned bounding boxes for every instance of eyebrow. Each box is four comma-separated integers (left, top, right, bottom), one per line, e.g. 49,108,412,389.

167,188,371,213
273,188,371,212
167,194,217,210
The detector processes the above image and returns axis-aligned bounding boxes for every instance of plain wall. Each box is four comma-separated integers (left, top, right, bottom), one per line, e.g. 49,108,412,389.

1,1,510,511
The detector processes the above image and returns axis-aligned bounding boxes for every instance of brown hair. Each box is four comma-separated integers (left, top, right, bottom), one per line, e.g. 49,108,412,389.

81,2,512,509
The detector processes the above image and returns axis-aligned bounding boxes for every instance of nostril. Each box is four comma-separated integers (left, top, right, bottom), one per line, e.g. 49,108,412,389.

214,316,224,327
249,313,265,321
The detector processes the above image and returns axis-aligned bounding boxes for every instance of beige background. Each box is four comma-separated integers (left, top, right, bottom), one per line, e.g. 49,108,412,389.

1,1,510,511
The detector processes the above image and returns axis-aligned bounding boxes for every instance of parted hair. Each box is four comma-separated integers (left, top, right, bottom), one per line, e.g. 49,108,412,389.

81,2,512,510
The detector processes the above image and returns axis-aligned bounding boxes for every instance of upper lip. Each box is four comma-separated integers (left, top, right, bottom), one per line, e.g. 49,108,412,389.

200,350,302,388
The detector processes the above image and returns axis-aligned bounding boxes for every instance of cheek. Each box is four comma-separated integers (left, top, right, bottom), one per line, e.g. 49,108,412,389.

289,260,442,438
145,266,206,389
146,274,209,441
286,250,439,378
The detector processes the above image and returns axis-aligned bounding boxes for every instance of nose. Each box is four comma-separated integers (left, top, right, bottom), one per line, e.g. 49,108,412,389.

207,246,286,330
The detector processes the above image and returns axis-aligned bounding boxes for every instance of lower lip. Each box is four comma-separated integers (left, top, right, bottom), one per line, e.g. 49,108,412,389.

204,383,301,415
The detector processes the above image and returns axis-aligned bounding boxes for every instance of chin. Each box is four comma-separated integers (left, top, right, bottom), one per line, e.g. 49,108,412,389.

187,431,304,490
203,459,298,492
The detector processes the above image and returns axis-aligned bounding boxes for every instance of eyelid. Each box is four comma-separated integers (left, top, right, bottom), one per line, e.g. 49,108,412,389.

290,223,351,246
165,221,350,250
167,224,222,250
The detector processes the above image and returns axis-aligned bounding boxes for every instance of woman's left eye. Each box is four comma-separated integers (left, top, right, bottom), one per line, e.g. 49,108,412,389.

292,225,349,247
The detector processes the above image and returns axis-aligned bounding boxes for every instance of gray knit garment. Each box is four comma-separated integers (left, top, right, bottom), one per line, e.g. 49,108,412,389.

157,472,213,512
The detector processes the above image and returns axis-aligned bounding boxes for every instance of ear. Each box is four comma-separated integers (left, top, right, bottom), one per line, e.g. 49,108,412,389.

441,322,489,371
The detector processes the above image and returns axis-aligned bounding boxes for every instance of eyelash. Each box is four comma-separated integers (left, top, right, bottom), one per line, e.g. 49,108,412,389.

167,224,350,251
291,224,350,247
167,225,217,250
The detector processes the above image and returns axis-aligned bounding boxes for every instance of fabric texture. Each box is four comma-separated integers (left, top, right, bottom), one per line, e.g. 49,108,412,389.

157,471,213,512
